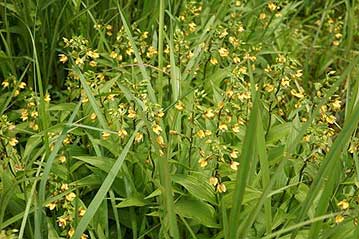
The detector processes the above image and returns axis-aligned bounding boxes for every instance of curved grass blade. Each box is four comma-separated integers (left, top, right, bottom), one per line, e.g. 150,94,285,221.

229,95,260,238
37,102,81,238
72,121,143,239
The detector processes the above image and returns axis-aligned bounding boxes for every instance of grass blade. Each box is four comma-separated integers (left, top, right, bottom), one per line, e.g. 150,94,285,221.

72,121,143,239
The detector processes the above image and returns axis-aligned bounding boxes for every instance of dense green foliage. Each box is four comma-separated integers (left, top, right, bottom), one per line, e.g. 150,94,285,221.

1,0,359,238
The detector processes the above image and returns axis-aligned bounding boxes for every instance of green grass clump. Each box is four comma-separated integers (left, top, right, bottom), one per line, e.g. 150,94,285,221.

1,0,359,238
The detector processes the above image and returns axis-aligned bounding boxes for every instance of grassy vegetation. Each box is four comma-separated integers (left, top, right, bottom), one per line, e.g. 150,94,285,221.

1,0,359,238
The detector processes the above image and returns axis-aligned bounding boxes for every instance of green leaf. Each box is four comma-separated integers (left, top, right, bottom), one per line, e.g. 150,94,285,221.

116,195,148,208
175,197,219,228
266,122,291,144
72,122,143,239
47,219,61,239
73,156,117,176
172,174,216,205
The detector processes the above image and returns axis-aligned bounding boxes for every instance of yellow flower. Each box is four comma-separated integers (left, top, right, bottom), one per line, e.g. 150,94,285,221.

75,57,84,65
116,54,123,61
142,31,149,39
118,128,128,138
217,183,227,193
325,115,336,124
205,130,212,136
216,100,224,108
81,96,89,103
81,233,89,239
44,93,51,103
196,130,206,138
63,136,71,144
152,124,162,135
232,124,240,133
218,48,229,57
156,135,166,148
31,111,38,118
264,83,274,92
46,202,56,210
2,80,9,88
102,131,111,140
146,46,158,58
59,54,68,64
326,128,335,137
106,24,112,31
61,183,69,192
110,51,118,59
294,70,303,78
188,22,197,32
268,2,278,11
126,47,134,56
175,101,185,111
230,150,238,159
303,135,310,142
320,105,328,114
89,60,97,67
65,192,76,202
159,149,165,157
135,132,144,143
209,176,219,186
337,200,349,210
204,109,215,119
290,89,304,99
127,109,137,119
198,158,208,168
230,161,240,171
332,40,340,46
348,143,357,153
79,207,86,217
8,137,18,147
21,109,29,121
219,123,228,131
331,99,341,111
281,78,290,87
237,24,245,33
210,57,218,65
94,23,102,30
87,50,100,59
57,217,67,228
229,36,239,47
90,113,97,120
19,82,26,89
233,56,241,64
107,94,115,101
58,155,66,163
68,227,75,238
156,110,165,118
335,215,344,224
259,12,266,20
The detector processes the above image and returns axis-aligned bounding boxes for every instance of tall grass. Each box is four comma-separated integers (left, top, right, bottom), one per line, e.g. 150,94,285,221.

0,0,359,238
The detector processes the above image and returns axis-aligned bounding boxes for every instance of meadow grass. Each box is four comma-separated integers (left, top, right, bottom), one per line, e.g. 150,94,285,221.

0,0,359,238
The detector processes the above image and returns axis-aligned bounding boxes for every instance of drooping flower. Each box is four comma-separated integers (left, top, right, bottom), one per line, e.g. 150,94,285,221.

209,176,219,186
337,200,349,210
152,124,162,135
217,183,227,193
65,192,76,202
198,158,208,168
59,54,68,64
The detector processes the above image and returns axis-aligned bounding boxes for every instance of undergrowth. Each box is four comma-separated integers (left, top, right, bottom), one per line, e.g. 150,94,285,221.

0,0,359,238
